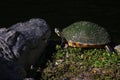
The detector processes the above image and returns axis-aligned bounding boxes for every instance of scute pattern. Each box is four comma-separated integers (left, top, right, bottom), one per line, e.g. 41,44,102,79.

62,21,111,45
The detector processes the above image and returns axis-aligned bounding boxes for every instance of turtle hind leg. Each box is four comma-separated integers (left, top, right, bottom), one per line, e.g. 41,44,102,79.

105,44,117,54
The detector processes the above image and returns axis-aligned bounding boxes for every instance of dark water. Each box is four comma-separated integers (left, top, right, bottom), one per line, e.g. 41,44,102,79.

0,0,120,43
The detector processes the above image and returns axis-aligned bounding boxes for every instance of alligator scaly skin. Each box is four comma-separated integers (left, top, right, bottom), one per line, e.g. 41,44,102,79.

0,18,51,80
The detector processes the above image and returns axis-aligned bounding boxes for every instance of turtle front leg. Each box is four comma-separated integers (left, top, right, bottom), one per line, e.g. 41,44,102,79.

61,37,68,48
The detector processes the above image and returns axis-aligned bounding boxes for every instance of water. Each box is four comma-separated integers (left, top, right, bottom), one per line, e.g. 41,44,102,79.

0,0,120,43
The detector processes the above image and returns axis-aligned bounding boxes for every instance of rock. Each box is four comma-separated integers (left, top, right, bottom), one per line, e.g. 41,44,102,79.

0,18,51,80
114,44,120,53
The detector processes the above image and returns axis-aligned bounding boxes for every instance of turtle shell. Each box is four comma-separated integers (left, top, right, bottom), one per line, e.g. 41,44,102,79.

62,21,111,47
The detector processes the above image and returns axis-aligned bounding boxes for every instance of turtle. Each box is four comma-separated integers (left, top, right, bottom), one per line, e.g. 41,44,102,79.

55,21,116,53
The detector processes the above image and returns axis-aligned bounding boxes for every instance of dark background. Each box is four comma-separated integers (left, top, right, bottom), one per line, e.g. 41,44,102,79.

0,0,120,43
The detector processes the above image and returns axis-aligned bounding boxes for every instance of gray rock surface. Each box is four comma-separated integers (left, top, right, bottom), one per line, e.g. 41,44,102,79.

114,44,120,53
0,18,51,80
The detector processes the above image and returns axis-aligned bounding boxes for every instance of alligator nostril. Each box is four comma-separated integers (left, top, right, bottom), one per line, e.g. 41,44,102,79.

0,48,3,51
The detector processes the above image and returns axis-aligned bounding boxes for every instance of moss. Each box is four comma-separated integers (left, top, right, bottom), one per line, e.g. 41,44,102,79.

41,45,120,80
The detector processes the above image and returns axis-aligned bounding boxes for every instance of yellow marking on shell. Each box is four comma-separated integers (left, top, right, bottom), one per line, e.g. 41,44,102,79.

68,41,81,47
68,41,74,47
68,41,104,48
74,42,81,47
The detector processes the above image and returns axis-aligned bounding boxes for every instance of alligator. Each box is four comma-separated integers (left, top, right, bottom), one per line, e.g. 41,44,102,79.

0,18,51,80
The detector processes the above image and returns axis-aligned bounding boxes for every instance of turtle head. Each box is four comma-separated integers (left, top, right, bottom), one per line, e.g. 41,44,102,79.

54,28,63,37
55,28,68,48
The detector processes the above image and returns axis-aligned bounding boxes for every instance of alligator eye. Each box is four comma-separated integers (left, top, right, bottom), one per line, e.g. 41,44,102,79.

42,38,46,41
42,38,48,43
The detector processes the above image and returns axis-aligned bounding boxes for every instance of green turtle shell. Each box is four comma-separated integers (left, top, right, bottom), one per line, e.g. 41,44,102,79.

62,21,111,45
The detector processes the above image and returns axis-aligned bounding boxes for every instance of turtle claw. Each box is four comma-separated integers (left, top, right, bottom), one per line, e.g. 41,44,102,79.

64,43,69,48
60,42,68,48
